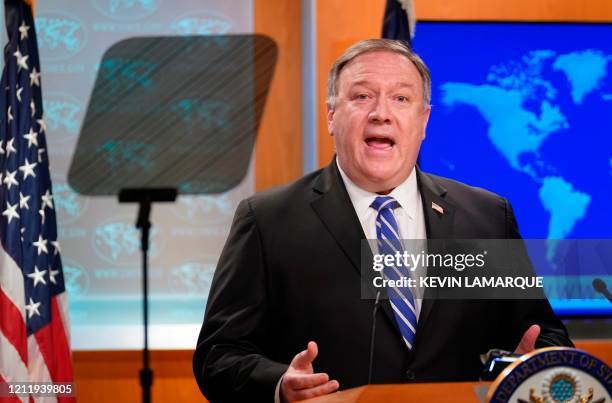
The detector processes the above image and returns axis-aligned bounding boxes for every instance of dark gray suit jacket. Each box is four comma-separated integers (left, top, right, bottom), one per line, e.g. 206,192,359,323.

193,161,572,402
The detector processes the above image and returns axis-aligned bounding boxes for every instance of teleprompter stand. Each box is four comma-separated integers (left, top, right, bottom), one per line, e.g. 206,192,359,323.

118,187,177,403
68,35,277,403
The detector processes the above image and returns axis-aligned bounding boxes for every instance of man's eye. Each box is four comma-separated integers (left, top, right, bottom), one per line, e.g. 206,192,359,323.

396,95,408,102
356,94,369,100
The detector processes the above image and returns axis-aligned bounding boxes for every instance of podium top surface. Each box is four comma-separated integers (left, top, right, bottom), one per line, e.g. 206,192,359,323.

301,382,491,403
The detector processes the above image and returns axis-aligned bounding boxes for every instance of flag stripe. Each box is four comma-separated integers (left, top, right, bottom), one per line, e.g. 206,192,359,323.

34,396,58,403
0,373,26,403
0,287,27,363
54,294,70,341
33,396,57,403
0,248,26,319
0,330,29,387
32,298,73,383
27,336,58,403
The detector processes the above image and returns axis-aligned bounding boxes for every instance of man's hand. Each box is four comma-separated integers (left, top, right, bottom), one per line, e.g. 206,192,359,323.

280,341,340,402
514,324,541,355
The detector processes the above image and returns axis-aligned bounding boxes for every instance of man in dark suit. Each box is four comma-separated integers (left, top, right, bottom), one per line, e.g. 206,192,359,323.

193,39,572,403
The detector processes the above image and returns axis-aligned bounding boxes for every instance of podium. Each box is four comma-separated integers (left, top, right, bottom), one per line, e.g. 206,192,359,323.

301,382,490,403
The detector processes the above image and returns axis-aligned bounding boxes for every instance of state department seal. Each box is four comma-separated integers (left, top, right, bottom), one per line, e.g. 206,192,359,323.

487,347,611,403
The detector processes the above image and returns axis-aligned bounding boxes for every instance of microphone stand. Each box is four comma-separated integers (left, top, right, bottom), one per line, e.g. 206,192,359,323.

368,291,382,384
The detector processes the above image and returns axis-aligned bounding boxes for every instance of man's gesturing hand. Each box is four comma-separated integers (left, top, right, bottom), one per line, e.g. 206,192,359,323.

514,324,541,355
280,341,340,402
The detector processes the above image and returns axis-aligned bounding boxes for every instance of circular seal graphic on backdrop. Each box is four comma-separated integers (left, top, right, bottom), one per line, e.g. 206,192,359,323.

171,192,240,225
169,10,234,36
90,0,162,21
52,177,89,225
167,11,236,68
35,11,87,62
43,91,84,146
61,257,90,297
92,214,165,266
168,260,216,296
487,347,611,403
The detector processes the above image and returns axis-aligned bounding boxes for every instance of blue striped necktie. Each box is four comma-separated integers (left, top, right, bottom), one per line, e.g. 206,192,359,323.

371,196,418,350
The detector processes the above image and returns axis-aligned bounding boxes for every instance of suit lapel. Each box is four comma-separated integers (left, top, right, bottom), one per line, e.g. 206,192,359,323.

309,162,458,348
415,168,456,334
310,161,365,275
310,161,401,334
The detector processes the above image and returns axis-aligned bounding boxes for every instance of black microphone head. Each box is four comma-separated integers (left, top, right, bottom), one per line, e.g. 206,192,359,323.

592,278,607,293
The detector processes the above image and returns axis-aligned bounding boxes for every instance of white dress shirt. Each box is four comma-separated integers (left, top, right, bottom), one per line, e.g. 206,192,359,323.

336,160,427,318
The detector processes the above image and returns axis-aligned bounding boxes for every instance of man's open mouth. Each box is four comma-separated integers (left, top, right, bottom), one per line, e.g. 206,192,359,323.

365,136,395,150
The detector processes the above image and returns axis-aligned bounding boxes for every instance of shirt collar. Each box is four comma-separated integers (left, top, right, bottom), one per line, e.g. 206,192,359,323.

336,158,419,220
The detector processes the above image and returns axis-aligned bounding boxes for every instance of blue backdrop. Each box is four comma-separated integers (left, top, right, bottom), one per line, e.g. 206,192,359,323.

415,22,612,316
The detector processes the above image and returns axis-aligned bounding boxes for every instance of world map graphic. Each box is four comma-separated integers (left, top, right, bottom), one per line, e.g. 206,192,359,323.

416,23,612,314
417,24,611,243
441,49,609,241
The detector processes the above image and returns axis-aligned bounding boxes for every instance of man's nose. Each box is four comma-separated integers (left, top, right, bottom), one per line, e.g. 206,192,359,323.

368,98,392,124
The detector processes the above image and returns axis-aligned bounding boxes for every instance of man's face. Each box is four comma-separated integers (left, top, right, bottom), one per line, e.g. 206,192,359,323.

327,50,431,193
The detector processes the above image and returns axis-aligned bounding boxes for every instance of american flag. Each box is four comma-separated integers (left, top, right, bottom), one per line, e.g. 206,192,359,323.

382,0,415,46
0,1,75,402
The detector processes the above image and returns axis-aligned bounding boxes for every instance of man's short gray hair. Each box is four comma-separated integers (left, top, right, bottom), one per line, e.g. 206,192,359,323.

326,39,431,108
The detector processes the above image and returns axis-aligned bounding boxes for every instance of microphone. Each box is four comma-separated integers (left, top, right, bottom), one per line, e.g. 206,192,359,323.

368,291,381,384
592,278,612,303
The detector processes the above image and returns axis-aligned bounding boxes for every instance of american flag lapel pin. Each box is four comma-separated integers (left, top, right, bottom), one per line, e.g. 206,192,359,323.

431,202,444,215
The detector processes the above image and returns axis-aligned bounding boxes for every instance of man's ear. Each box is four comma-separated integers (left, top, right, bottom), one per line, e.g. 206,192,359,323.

326,102,335,136
420,105,431,140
